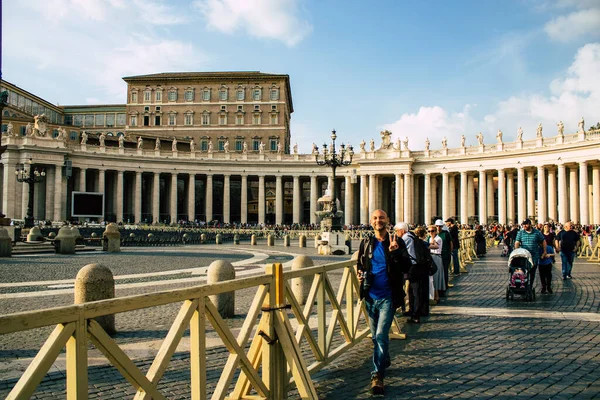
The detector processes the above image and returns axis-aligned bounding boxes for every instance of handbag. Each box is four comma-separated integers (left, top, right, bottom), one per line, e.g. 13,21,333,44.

429,260,438,276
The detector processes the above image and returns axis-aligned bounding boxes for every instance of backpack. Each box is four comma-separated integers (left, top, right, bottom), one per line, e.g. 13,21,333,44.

407,232,433,270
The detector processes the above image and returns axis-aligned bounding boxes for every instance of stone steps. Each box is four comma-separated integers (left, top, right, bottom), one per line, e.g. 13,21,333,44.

11,243,98,255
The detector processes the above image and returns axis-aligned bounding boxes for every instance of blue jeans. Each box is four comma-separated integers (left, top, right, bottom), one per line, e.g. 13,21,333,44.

452,248,461,274
364,296,395,378
560,251,576,278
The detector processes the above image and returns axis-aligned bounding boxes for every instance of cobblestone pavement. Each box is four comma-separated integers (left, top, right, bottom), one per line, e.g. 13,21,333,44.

1,244,599,399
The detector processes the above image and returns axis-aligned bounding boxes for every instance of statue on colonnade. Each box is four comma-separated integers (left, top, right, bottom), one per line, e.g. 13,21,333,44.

380,129,392,149
536,123,543,138
81,131,88,144
578,117,585,133
557,121,564,136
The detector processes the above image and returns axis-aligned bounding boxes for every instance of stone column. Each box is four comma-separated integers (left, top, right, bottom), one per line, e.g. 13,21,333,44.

449,174,456,219
467,174,475,221
310,175,318,224
507,172,515,225
328,176,333,195
360,175,368,224
275,175,282,225
258,175,265,224
53,164,64,221
344,175,353,226
527,170,535,220
557,164,567,223
404,172,413,223
430,176,438,219
21,180,28,220
293,175,301,224
487,173,494,221
592,165,600,225
116,171,124,223
460,171,468,224
79,168,86,192
188,174,195,222
369,174,377,217
579,161,589,225
394,174,402,224
241,175,248,224
517,166,525,223
537,166,546,224
45,167,55,221
478,170,487,224
569,167,578,222
153,173,160,223
223,174,231,224
206,174,213,222
424,173,431,225
170,173,178,223
98,169,106,197
547,168,557,222
498,169,506,226
135,171,142,223
441,171,448,221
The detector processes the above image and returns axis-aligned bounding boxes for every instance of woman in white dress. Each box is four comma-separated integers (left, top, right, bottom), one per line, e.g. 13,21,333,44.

428,225,445,304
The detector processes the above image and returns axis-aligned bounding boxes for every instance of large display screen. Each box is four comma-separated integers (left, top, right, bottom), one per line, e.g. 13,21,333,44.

71,192,104,217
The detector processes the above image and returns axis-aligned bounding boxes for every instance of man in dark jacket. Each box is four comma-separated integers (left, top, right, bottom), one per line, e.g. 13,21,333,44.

357,209,407,395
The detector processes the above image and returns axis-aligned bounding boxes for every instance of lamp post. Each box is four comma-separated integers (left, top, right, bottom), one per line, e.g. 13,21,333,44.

15,158,46,228
314,130,354,231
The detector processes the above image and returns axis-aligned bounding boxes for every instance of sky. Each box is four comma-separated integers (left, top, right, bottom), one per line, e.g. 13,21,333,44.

3,0,600,153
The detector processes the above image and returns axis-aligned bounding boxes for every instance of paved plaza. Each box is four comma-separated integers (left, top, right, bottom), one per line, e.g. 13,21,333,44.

0,243,599,398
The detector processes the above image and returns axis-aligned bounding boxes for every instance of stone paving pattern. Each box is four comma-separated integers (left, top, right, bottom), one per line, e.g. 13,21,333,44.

0,243,599,398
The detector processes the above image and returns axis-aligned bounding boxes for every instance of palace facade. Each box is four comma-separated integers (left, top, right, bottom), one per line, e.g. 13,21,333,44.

1,74,600,226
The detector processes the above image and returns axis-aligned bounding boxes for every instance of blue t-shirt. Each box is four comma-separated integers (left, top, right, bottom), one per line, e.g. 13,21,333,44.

369,240,392,299
538,245,555,266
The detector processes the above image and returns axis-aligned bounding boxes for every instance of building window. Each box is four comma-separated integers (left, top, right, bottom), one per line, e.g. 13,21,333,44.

253,114,261,125
253,88,261,101
131,92,138,103
168,90,177,102
144,116,150,126
155,116,161,126
237,89,244,101
201,140,208,151
168,114,176,126
270,139,277,151
202,89,210,101
130,115,137,126
95,114,105,126
156,90,162,102
270,114,278,125
116,113,126,126
235,140,243,151
218,140,225,151
202,113,210,125
253,139,260,151
144,90,151,102
70,131,78,141
106,114,115,127
270,89,279,101
237,105,243,112
219,89,227,101
219,114,226,125
236,114,243,125
52,129,59,138
185,113,193,125
185,90,194,102
144,106,150,112
85,114,94,126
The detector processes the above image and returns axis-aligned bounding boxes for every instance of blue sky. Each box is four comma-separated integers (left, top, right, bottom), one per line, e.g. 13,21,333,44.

3,0,600,152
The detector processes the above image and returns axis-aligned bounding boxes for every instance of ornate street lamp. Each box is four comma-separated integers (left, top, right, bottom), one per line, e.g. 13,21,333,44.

15,158,46,228
314,130,354,231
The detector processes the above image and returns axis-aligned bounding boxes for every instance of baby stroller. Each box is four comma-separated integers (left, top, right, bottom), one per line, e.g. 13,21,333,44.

506,248,536,301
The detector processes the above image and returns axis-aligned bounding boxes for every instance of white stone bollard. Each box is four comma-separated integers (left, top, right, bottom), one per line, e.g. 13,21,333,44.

298,235,306,248
291,256,314,305
103,223,121,252
75,264,115,334
216,233,222,244
0,228,12,257
233,234,240,245
26,226,43,242
207,260,236,318
283,235,290,247
267,234,275,246
54,226,76,254
251,234,256,245
314,234,321,248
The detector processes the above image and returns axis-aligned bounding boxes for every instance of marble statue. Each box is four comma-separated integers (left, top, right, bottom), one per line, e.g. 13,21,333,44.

557,121,564,136
442,137,448,149
402,137,409,151
380,130,392,149
536,123,543,138
425,137,430,151
243,141,248,153
118,135,124,148
578,117,585,133
394,137,401,150
99,132,106,147
461,134,465,147
224,139,229,153
517,127,523,141
293,143,298,154
277,142,282,154
359,140,366,152
312,142,318,154
190,138,196,152
6,122,13,137
259,141,265,154
155,137,160,150
25,122,33,137
172,137,178,151
60,127,67,141
33,114,48,136
81,131,88,144
476,132,484,145
208,140,213,153
137,136,143,149
369,138,375,152
496,129,503,143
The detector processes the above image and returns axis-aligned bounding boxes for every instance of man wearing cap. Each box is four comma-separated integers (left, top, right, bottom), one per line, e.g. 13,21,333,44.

514,219,547,286
445,218,461,274
435,219,452,294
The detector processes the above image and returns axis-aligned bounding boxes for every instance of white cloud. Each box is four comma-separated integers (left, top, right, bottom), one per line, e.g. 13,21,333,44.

381,42,600,149
544,8,600,42
132,0,191,25
192,0,312,46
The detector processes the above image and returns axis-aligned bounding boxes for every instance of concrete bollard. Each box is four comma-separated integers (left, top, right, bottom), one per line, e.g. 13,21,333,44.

182,233,189,244
298,234,306,248
75,264,115,334
314,234,321,248
48,232,56,239
216,233,222,244
71,227,83,245
26,226,43,242
291,256,313,305
251,234,256,245
345,233,352,253
200,233,206,244
103,223,121,252
207,260,236,318
267,234,275,246
0,228,12,257
54,226,76,254
233,234,240,245
283,235,290,247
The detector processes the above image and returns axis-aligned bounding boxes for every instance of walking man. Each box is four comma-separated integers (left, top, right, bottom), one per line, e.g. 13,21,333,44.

554,221,580,280
445,218,461,274
357,209,405,395
514,219,547,287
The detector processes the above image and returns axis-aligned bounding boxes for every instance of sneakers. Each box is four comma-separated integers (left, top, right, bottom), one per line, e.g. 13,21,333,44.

567,275,572,279
370,373,384,395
